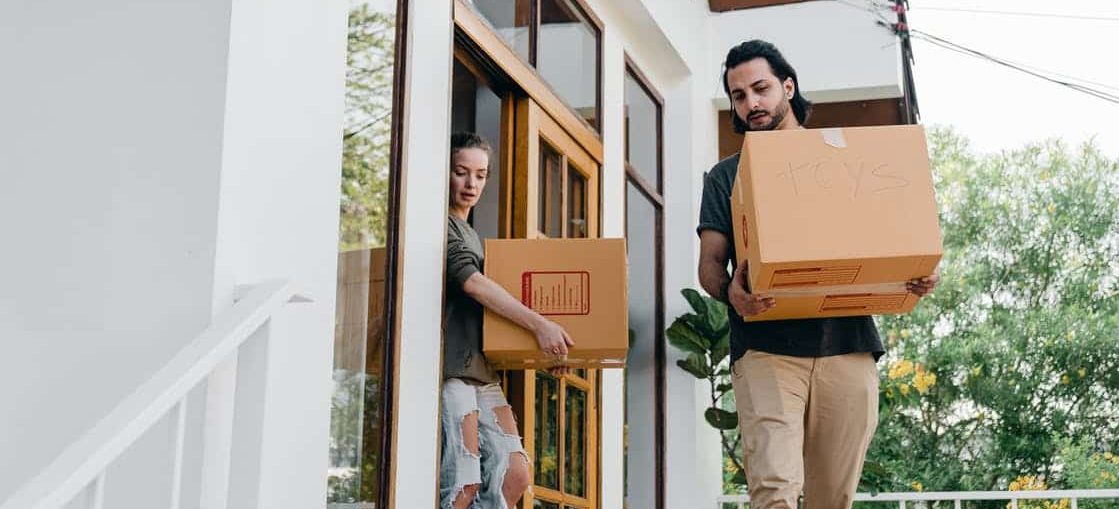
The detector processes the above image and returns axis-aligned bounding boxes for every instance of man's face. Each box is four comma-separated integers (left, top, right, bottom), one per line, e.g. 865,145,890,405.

726,57,796,132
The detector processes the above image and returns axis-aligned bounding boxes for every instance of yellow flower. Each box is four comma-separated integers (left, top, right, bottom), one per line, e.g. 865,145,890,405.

899,384,911,396
886,387,895,398
914,371,937,394
1047,203,1056,214
1061,374,1070,385
1078,368,1087,378
1105,452,1114,460
911,481,924,492
889,360,915,380
901,329,912,338
1010,480,1021,491
971,366,982,377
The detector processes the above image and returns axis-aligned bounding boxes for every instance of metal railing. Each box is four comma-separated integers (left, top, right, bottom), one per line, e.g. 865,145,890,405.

0,280,307,509
717,489,1119,508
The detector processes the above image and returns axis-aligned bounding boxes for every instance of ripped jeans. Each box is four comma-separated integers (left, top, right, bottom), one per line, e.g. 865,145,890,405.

440,378,530,509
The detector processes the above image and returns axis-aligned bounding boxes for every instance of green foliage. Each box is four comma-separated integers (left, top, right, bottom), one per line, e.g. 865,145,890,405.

868,127,1119,499
340,5,397,250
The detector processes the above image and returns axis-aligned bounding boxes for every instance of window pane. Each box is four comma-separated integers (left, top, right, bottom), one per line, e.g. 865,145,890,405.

624,182,659,509
535,372,561,489
469,0,531,62
624,71,660,192
534,500,561,509
565,385,587,497
330,1,399,505
537,0,599,129
539,141,563,237
567,168,587,238
451,58,503,239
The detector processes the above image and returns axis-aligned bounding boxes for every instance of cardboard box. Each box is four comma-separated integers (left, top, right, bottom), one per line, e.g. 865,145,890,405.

730,125,943,321
483,238,628,369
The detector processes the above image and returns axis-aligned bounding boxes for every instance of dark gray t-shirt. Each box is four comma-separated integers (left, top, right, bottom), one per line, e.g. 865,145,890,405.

443,215,499,384
698,152,885,364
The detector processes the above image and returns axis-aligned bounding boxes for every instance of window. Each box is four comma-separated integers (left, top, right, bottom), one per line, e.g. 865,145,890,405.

467,0,602,130
328,1,405,507
622,58,665,509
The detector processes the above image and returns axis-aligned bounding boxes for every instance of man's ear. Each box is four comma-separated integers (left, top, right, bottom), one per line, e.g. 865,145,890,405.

784,77,795,99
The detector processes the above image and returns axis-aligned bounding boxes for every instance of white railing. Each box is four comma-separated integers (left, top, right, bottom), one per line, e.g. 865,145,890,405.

717,489,1119,508
0,280,308,509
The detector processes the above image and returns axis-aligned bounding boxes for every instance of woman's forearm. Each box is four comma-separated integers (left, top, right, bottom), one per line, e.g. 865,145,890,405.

462,272,547,333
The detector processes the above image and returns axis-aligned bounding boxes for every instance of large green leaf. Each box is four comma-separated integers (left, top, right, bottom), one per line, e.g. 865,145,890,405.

681,288,708,316
704,407,739,430
666,319,709,356
676,354,711,380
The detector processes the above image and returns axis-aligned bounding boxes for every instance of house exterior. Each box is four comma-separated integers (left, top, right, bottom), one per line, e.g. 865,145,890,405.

0,0,917,508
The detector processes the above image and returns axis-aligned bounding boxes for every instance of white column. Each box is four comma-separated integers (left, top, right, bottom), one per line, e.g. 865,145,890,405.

598,22,628,509
389,0,455,507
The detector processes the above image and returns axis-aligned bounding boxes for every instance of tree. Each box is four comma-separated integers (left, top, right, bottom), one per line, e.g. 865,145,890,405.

867,127,1119,505
339,4,396,251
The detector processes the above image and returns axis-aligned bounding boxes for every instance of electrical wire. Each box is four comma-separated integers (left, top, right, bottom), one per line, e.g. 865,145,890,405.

911,6,1119,22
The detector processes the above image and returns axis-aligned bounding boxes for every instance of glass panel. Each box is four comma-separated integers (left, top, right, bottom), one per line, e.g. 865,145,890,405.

451,58,504,240
534,500,561,509
538,141,563,237
624,182,659,509
565,385,587,497
535,372,561,489
574,368,587,379
470,0,532,62
624,71,660,192
566,168,587,238
330,1,399,505
537,0,599,129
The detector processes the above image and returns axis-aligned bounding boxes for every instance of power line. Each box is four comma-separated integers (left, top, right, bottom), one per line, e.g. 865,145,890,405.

911,6,1119,22
908,29,1119,105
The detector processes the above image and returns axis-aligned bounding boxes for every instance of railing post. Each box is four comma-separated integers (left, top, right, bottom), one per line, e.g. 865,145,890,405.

227,323,272,509
199,354,238,509
170,399,188,509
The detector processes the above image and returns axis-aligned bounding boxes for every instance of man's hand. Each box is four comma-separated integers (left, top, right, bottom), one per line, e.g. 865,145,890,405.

727,262,775,317
907,274,940,297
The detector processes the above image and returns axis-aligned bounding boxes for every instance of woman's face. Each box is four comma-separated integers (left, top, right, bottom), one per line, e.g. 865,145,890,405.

449,147,490,212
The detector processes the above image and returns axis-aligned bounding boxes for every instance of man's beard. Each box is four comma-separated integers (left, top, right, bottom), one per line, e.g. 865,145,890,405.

743,97,791,132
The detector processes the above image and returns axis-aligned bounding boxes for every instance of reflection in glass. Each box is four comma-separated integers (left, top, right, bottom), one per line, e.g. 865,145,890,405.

470,0,532,62
625,71,660,192
534,499,561,509
535,372,561,489
567,168,587,238
565,385,587,497
537,0,599,129
539,141,563,237
329,1,397,505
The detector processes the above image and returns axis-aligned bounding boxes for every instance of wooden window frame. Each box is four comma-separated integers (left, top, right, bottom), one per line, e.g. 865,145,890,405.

513,98,600,240
454,0,604,161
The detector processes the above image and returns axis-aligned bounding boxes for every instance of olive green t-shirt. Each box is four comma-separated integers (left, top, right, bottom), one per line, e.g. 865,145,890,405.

443,215,500,384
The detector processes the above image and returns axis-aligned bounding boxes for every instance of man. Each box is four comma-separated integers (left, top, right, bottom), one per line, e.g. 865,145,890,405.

696,40,939,509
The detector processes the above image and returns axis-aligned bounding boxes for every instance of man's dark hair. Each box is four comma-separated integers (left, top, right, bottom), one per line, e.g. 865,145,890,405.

722,40,812,134
451,131,492,156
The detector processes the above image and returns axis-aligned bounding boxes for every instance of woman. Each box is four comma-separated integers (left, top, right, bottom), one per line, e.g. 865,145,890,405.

441,132,574,509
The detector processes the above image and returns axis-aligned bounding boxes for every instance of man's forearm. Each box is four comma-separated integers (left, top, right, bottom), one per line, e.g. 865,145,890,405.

698,261,731,303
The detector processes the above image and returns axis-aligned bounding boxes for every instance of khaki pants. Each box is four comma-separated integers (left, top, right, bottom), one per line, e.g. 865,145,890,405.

731,350,879,509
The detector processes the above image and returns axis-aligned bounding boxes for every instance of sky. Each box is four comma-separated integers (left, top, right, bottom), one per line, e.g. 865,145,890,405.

905,0,1119,157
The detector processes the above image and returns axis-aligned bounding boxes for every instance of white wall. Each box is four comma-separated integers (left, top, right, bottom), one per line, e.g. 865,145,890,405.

210,0,349,506
711,1,904,105
0,0,231,500
0,0,349,506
